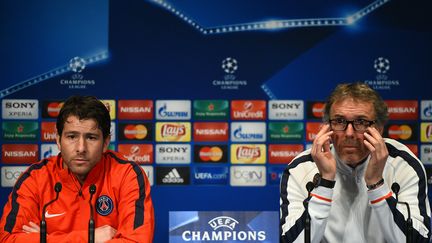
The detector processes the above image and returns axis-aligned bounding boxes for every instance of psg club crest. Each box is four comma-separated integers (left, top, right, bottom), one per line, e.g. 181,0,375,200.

96,195,114,216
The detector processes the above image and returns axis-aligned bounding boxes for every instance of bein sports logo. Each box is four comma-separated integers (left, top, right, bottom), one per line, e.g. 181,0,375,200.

69,57,86,73
181,216,266,241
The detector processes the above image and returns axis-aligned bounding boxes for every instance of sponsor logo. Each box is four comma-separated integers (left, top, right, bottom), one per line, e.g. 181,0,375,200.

385,100,418,120
231,100,266,120
169,211,278,242
268,167,286,185
156,167,190,185
194,145,227,163
118,144,153,164
118,100,153,120
110,122,116,143
421,123,432,142
406,144,418,157
96,195,114,216
2,144,38,164
156,122,191,142
231,144,266,164
268,122,304,141
2,121,38,140
230,166,266,186
306,122,322,142
41,122,57,142
155,144,191,164
421,145,432,164
384,123,418,142
42,100,64,118
60,56,96,89
140,166,154,186
365,57,400,90
100,100,116,120
193,100,229,120
156,100,191,120
45,211,65,219
193,167,228,185
2,99,39,119
193,122,229,142
40,144,60,159
1,166,28,187
231,122,266,142
212,57,248,90
268,144,304,164
421,100,432,120
268,100,304,120
306,101,325,119
118,123,153,141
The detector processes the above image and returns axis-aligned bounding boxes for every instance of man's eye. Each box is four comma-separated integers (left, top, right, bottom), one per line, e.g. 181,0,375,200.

336,118,346,124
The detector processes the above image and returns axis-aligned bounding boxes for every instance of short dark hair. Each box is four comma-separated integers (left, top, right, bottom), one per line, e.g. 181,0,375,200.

323,82,389,126
56,96,111,140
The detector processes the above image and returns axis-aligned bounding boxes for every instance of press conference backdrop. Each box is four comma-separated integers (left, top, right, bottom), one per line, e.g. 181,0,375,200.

1,0,431,242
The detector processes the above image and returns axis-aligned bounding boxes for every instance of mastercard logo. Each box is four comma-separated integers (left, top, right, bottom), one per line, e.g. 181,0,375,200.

199,146,223,162
47,102,64,117
124,125,148,139
312,103,325,118
388,125,412,140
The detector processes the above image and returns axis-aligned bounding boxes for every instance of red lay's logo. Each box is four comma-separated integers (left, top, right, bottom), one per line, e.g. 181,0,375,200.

199,146,223,162
268,144,304,164
385,100,418,120
2,144,39,164
231,100,266,120
118,144,153,164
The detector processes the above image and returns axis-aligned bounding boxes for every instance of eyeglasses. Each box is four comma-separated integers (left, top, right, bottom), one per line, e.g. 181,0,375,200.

328,118,376,132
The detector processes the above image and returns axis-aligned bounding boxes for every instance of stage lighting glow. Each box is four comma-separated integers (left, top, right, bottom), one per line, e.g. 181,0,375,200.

149,0,391,34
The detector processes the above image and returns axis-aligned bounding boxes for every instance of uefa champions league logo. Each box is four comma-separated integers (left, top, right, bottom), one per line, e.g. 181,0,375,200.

373,57,390,74
60,56,95,89
365,56,399,90
69,57,86,73
221,57,238,74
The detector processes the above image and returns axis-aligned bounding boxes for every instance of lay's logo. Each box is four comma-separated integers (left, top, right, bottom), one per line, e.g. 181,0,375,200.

231,144,266,164
156,122,191,142
421,123,432,142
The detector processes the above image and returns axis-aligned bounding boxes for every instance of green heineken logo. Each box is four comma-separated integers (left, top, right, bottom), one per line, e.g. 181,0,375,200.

268,122,304,141
2,121,39,140
193,100,229,120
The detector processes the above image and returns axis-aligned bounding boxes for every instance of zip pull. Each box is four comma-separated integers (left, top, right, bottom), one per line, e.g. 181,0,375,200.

79,189,83,197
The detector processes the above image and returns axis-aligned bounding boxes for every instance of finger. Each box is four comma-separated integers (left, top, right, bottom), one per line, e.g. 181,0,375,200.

28,221,40,231
22,224,38,233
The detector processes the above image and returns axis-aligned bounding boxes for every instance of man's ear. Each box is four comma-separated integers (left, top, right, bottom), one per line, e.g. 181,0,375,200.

56,133,61,150
103,135,111,152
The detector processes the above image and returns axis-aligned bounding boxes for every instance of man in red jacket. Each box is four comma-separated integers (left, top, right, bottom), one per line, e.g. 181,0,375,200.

0,96,154,242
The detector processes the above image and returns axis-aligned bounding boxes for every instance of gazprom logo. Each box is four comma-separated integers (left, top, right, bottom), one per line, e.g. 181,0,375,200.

231,122,266,142
156,100,191,120
208,216,239,230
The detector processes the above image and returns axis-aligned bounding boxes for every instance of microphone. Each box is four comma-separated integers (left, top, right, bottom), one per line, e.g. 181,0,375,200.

304,181,315,243
391,182,412,243
88,184,97,243
40,182,62,243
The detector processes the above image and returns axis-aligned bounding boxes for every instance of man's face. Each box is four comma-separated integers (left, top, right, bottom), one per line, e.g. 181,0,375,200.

56,115,110,183
330,98,383,166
